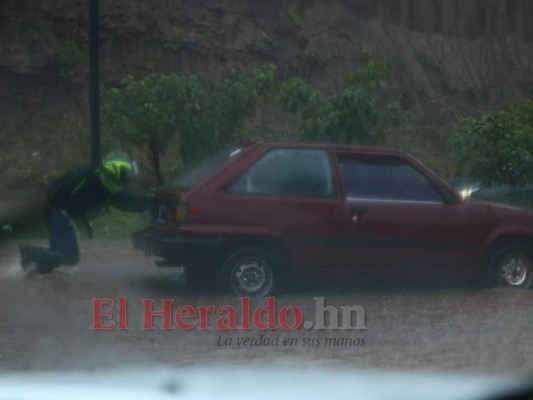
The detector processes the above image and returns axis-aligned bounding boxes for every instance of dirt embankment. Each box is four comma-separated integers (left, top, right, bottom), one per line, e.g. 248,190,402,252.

2,0,533,116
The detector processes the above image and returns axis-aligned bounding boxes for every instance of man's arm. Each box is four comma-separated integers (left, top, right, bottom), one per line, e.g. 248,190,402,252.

108,190,155,213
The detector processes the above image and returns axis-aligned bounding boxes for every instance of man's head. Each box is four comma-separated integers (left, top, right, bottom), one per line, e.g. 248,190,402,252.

99,152,139,193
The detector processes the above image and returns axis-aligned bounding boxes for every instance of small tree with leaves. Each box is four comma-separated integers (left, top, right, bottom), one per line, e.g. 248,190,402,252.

279,54,402,145
104,73,203,187
180,65,277,166
103,66,277,186
450,102,533,187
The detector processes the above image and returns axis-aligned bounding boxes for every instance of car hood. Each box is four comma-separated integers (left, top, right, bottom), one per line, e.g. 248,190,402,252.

464,199,533,220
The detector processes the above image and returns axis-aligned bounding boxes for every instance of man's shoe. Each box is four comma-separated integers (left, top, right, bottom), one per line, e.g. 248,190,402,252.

19,245,35,271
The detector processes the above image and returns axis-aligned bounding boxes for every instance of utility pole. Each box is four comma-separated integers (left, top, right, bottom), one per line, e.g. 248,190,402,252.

89,0,100,167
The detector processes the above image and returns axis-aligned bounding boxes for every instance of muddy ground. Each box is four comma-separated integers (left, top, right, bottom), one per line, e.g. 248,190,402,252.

0,240,532,374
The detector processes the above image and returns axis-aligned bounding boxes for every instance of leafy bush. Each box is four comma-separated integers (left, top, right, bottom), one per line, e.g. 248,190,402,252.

58,45,88,85
104,57,424,186
103,66,276,186
450,102,533,187
279,54,407,145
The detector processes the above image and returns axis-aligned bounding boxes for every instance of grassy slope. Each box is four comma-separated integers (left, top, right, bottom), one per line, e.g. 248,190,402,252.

0,204,150,242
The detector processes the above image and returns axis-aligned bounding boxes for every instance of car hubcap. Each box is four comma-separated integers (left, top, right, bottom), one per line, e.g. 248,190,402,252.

499,254,531,287
232,258,272,294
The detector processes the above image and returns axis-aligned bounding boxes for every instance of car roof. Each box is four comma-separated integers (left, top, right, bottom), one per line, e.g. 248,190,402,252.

257,142,409,157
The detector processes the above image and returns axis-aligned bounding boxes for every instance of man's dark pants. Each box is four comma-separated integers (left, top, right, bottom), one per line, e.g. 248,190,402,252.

28,207,80,273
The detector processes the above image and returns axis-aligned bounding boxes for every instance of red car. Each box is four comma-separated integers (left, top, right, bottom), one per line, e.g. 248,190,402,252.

132,142,533,295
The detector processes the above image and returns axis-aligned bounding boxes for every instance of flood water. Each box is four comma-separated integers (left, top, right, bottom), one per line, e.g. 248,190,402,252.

0,240,532,373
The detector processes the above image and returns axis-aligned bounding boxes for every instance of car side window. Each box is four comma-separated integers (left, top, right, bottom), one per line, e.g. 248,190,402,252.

228,149,336,198
338,153,443,202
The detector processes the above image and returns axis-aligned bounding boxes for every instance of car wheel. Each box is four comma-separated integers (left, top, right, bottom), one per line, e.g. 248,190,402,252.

219,247,276,296
487,244,533,289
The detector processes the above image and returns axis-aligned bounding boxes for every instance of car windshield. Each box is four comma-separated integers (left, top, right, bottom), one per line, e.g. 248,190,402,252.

171,146,244,188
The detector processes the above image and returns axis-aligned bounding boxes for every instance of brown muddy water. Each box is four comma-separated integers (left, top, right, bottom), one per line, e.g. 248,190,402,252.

0,240,532,374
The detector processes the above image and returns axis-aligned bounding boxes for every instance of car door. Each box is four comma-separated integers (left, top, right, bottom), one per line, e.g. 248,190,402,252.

217,147,345,273
333,152,482,278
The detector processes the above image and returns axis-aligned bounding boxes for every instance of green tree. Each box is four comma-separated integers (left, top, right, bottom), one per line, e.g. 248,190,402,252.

279,54,401,145
103,66,277,186
181,65,276,166
279,77,331,140
450,102,533,187
104,73,201,187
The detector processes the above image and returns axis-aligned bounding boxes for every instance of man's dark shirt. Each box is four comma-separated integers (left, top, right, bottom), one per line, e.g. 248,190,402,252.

47,166,150,219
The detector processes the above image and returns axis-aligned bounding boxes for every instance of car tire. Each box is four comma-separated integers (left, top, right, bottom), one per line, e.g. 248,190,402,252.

218,247,277,296
486,244,533,289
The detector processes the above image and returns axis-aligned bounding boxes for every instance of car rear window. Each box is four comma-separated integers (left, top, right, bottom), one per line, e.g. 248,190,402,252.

228,148,336,198
172,146,244,188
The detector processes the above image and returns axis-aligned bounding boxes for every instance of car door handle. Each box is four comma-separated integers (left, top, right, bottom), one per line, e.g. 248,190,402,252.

350,206,368,223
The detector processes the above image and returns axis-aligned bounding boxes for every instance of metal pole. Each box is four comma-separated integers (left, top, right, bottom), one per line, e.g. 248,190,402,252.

89,0,100,167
